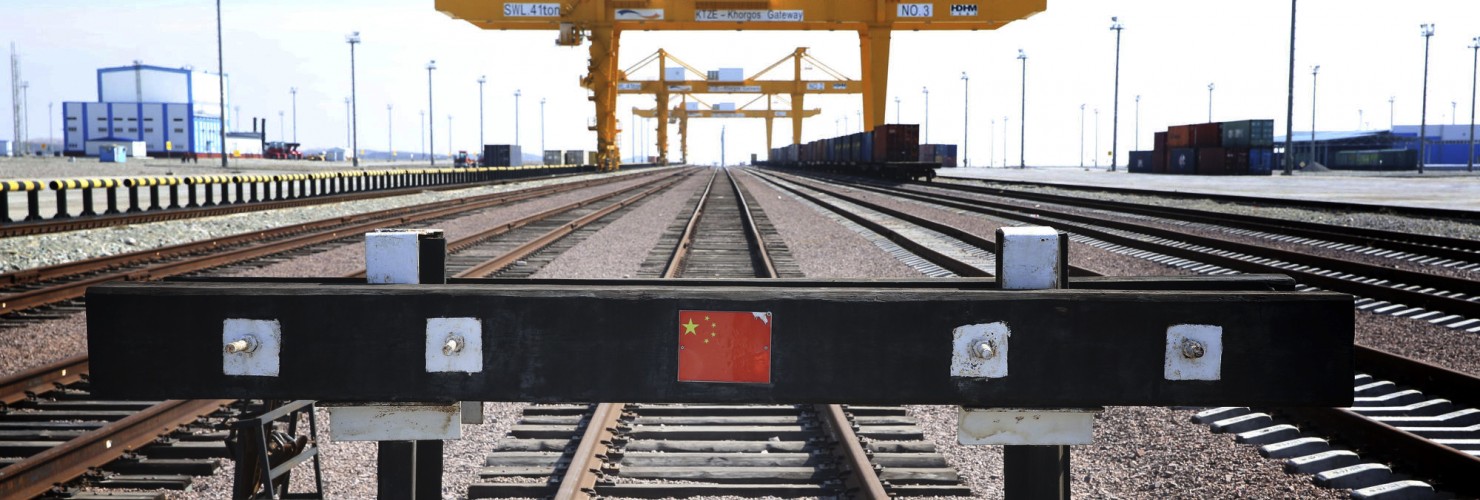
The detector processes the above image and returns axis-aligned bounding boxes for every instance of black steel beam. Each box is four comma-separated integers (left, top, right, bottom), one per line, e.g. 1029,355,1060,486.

87,280,1352,406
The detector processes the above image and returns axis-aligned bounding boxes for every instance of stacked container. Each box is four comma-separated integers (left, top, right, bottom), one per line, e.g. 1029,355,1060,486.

1142,119,1274,175
919,144,959,167
543,150,564,165
482,145,522,167
564,150,586,165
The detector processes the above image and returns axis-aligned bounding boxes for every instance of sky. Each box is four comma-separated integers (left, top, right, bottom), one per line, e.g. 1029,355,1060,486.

4,0,1480,166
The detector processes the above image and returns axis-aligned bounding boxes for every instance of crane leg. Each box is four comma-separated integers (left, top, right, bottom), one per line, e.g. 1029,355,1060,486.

859,27,892,132
791,94,805,146
680,114,689,164
588,26,621,171
657,96,669,165
765,116,774,154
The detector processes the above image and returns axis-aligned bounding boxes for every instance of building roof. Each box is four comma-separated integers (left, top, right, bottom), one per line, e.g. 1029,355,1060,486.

1273,130,1388,143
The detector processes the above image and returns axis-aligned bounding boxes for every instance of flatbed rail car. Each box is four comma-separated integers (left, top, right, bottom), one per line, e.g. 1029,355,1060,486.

763,124,939,181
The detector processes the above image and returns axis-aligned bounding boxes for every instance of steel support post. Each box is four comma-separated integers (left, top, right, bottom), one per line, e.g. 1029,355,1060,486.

1004,445,1070,499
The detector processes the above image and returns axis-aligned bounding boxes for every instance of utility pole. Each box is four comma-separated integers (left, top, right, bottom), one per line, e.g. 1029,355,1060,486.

1468,36,1478,172
427,60,436,166
347,32,360,167
419,109,425,161
448,114,453,158
1283,0,1297,175
1310,65,1319,167
1094,108,1100,168
215,0,228,168
894,96,900,124
1110,16,1124,171
1017,50,1027,168
1003,115,1009,168
540,97,547,156
1079,104,1085,168
1389,96,1396,130
721,125,726,166
922,86,930,143
1420,23,1435,174
990,118,995,167
1135,95,1142,151
1207,83,1215,123
514,89,522,149
477,75,486,149
9,43,19,155
19,81,26,155
387,104,393,161
290,87,298,143
344,97,351,150
961,72,969,167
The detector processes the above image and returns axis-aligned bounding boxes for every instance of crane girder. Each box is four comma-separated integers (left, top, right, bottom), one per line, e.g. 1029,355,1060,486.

632,108,820,119
435,0,1046,170
617,80,860,94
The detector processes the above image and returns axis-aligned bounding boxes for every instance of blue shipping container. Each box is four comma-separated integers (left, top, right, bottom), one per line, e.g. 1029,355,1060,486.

1127,151,1154,173
1168,148,1197,174
1248,148,1273,175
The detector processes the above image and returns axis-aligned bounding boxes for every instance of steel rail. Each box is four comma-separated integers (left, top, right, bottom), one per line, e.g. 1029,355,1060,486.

802,174,1480,319
930,174,1480,223
553,403,625,499
661,169,719,278
0,171,675,315
0,355,87,408
0,398,231,499
452,174,688,278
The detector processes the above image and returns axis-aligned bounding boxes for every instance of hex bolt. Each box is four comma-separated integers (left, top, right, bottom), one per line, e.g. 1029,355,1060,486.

1181,338,1206,359
443,335,465,355
971,339,995,360
224,335,258,354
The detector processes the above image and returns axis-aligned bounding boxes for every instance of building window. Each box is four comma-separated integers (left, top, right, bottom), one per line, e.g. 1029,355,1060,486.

145,128,154,133
144,117,154,122
97,128,106,132
97,117,106,121
128,128,138,132
173,118,184,122
67,127,78,132
174,128,185,133
127,117,137,122
114,128,123,132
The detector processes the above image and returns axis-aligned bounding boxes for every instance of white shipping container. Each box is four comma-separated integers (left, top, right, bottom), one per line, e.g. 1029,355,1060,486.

664,67,686,81
85,140,149,158
0,140,12,157
684,102,700,111
714,103,737,112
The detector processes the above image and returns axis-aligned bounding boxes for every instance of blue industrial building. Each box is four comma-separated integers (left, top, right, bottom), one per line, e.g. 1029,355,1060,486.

62,63,240,157
1276,125,1478,170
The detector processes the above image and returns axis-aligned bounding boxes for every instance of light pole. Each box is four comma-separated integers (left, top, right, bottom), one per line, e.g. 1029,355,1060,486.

843,115,849,136
344,97,350,149
1453,101,1458,125
1283,0,1297,175
856,110,861,134
419,109,425,160
1420,23,1435,174
289,87,298,143
387,104,393,160
234,106,240,132
47,102,52,152
477,76,486,149
514,89,522,149
894,96,901,124
214,0,227,168
541,98,547,156
426,60,436,165
1017,49,1027,168
1359,109,1364,131
1207,83,1215,122
1389,96,1396,130
990,118,996,167
278,110,285,143
19,81,26,155
961,72,969,167
1094,107,1100,168
1110,16,1124,171
922,86,930,143
1468,36,1478,172
448,114,453,158
1003,115,1010,168
346,31,360,167
1079,104,1085,168
1310,65,1319,167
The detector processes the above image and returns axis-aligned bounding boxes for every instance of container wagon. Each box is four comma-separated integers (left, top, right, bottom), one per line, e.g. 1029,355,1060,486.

761,124,937,181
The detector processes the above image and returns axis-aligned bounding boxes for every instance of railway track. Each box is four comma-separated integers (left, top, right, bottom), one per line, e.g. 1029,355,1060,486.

0,169,683,498
753,168,1480,497
468,167,971,497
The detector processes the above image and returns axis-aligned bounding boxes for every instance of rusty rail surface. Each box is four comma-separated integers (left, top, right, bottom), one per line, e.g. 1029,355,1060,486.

0,355,87,408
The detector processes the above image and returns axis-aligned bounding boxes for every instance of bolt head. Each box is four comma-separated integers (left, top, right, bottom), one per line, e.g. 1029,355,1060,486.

1181,338,1206,359
971,340,995,360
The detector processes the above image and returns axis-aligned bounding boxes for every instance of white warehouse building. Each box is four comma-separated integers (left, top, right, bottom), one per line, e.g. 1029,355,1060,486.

63,63,232,157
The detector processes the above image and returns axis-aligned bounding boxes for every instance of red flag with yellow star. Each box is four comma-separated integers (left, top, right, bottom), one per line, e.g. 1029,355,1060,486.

677,310,772,384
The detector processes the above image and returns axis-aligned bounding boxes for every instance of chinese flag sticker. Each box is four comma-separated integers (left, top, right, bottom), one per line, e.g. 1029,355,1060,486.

677,310,772,384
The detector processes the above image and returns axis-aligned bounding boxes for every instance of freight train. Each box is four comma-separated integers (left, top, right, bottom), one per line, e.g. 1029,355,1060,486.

761,124,938,181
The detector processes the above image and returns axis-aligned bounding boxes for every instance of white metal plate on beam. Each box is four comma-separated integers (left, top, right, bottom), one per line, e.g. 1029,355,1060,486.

1165,324,1223,381
222,318,280,377
326,403,461,441
426,317,483,373
998,226,1060,290
950,322,1009,379
366,229,426,285
958,408,1098,445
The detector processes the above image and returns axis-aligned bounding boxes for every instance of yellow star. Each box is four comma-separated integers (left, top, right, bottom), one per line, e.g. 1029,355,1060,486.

682,319,699,335
705,315,710,321
703,338,710,343
711,323,717,328
710,332,716,337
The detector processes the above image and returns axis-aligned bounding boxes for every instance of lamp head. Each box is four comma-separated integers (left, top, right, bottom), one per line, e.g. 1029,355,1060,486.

1110,16,1123,30
1208,83,1216,91
1017,49,1027,60
1420,24,1435,37
427,60,437,70
346,32,360,44
290,87,297,94
477,75,486,84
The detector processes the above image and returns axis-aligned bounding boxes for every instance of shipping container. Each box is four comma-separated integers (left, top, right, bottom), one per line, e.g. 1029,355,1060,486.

1192,123,1222,148
713,103,737,112
1248,148,1274,175
482,144,522,167
543,150,563,165
1332,149,1417,170
588,152,599,165
1168,148,1197,174
1166,126,1192,148
872,124,920,162
564,150,586,165
1127,151,1154,173
1196,148,1229,175
0,140,12,157
98,145,127,163
919,144,959,167
1220,120,1275,148
663,67,686,82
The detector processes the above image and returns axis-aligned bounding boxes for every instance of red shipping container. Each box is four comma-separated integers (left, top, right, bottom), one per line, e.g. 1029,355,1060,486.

1196,147,1229,175
1154,131,1168,150
1166,126,1193,148
1192,123,1222,148
872,124,920,163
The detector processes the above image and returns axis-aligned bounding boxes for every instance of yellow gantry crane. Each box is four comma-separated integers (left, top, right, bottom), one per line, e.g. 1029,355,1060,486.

618,47,855,164
635,95,822,164
436,0,1047,170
